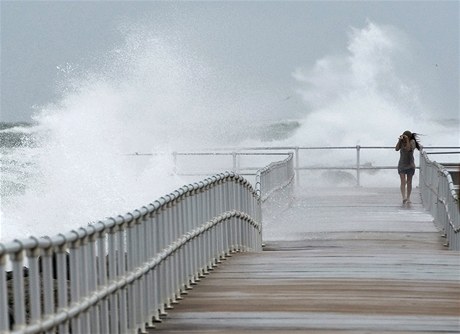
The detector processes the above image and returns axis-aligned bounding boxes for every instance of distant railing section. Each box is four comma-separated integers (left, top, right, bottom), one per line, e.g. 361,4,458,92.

255,153,295,202
0,172,264,334
419,151,460,251
171,151,291,178
172,146,459,187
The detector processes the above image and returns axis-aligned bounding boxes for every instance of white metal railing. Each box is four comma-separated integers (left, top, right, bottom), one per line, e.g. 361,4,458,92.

255,153,295,202
419,151,460,250
1,173,263,333
1,151,295,334
171,146,459,187
171,146,459,247
3,145,457,333
171,151,291,179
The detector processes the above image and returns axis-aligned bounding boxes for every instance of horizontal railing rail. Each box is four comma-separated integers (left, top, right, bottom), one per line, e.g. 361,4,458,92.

169,146,459,187
1,172,265,334
172,151,291,178
419,151,459,250
255,153,295,203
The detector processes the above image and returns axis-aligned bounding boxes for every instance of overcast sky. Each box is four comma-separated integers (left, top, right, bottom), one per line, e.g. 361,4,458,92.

1,1,459,123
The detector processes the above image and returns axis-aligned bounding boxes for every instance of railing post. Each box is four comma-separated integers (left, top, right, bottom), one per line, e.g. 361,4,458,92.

86,228,100,334
40,241,54,324
26,241,41,328
356,145,361,187
295,147,300,186
12,247,26,331
107,226,119,334
172,151,177,174
69,235,82,334
96,228,109,334
56,237,69,334
78,230,91,334
0,251,8,332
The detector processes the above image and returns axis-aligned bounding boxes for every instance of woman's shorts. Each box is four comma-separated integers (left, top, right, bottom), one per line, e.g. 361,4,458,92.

398,167,415,176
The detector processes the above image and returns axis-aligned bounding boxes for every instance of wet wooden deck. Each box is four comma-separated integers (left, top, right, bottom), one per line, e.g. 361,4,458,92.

149,187,460,333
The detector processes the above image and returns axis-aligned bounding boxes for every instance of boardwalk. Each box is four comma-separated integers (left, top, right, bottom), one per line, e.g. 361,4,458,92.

150,187,460,333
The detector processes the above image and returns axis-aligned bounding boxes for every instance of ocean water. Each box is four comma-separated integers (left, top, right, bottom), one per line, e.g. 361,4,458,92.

1,20,458,243
0,122,37,199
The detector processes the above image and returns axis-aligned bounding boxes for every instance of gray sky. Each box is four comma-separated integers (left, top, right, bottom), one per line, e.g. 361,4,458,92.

1,0,459,122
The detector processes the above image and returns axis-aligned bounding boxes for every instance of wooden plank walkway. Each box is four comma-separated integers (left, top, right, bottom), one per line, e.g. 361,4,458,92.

149,187,460,333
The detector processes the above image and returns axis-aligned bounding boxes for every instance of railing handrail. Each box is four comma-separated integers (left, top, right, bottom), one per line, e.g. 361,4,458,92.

2,145,458,333
0,172,254,254
170,146,459,187
420,150,459,201
168,145,459,150
419,149,459,251
1,152,295,333
255,153,295,202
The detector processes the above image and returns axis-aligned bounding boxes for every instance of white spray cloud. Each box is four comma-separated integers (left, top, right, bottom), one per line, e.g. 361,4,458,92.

1,26,239,240
1,20,457,241
2,20,293,241
285,21,457,147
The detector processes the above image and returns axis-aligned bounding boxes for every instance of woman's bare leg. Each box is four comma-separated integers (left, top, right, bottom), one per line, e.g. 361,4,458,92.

406,174,413,203
399,173,407,202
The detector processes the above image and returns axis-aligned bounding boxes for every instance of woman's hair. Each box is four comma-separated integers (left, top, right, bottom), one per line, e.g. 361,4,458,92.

403,130,421,150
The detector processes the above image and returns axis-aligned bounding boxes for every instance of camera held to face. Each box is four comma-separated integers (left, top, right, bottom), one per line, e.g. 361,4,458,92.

399,134,409,142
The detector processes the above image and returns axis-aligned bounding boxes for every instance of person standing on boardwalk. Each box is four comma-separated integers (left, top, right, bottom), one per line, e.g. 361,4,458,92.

395,130,421,204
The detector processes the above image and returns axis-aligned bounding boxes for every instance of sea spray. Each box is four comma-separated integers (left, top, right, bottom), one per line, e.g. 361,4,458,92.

1,21,457,241
288,22,455,147
0,23,287,241
1,30,230,241
272,21,458,187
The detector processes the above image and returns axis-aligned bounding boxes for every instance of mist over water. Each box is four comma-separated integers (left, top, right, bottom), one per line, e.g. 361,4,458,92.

1,21,457,241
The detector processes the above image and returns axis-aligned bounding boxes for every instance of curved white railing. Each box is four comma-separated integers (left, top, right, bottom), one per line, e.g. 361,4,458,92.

255,152,295,202
0,172,264,334
3,146,457,333
1,151,295,334
419,151,459,250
